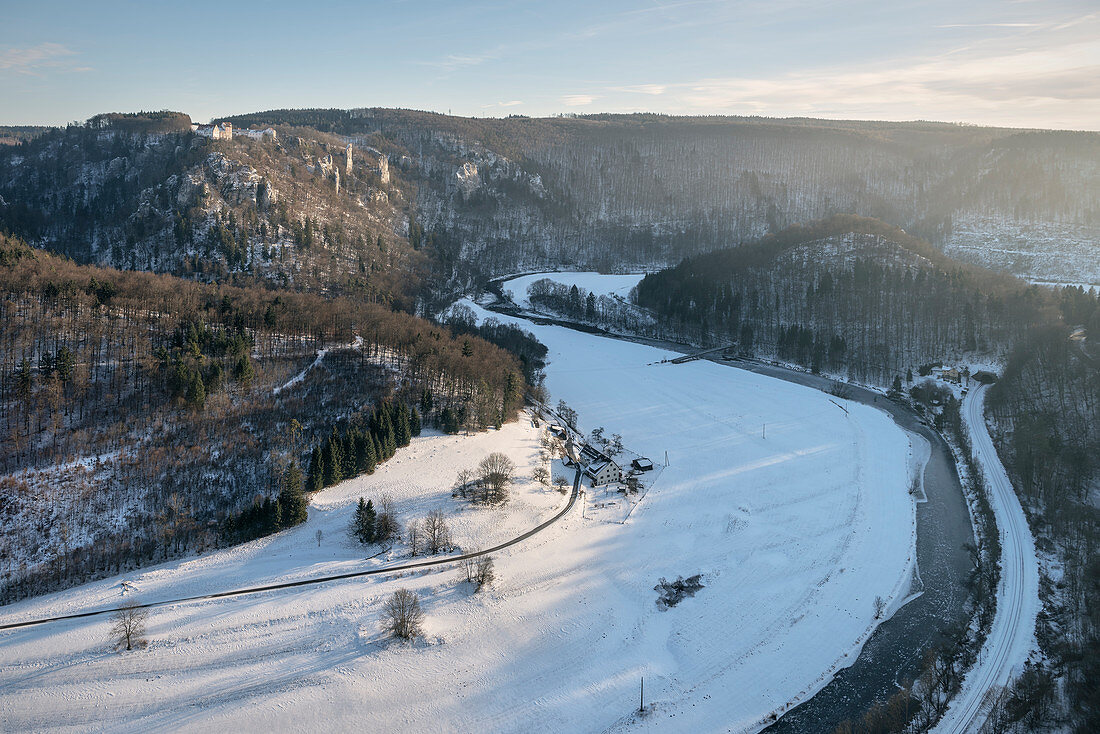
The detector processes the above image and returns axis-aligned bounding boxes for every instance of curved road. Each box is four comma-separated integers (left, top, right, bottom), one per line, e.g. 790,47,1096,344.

0,467,582,632
934,384,1039,733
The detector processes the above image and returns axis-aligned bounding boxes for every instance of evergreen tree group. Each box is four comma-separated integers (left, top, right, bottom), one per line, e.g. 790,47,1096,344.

222,460,309,543
354,497,377,544
306,401,421,491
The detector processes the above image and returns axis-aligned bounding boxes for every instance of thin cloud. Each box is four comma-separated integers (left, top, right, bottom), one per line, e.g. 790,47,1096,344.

0,42,77,76
422,53,497,73
562,94,599,106
481,100,524,109
612,84,667,95
937,23,1038,28
593,12,1100,129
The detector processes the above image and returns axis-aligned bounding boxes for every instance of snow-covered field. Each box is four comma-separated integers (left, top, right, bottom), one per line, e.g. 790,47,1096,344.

0,274,921,733
502,271,645,309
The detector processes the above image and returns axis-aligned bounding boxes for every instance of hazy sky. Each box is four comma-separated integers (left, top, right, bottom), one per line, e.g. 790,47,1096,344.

2,1,1098,129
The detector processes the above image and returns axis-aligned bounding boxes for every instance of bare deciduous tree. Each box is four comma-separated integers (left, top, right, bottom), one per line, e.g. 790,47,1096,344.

382,588,424,640
315,528,324,547
462,550,479,584
553,475,570,494
454,468,473,499
375,511,399,544
475,555,495,590
111,600,149,651
477,452,515,505
424,509,451,555
406,519,422,556
532,466,550,485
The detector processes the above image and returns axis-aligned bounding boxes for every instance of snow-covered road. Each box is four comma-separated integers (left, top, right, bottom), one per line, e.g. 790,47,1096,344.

935,383,1039,733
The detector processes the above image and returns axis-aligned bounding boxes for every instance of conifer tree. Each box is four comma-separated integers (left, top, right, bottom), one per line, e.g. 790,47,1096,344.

278,461,308,527
395,403,412,447
372,433,384,466
15,357,33,399
233,354,255,386
307,446,324,491
322,433,343,486
354,497,376,544
410,406,422,437
186,372,206,409
340,428,358,479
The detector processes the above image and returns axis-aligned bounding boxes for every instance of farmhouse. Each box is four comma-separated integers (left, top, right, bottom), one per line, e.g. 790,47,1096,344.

585,458,623,487
632,457,654,472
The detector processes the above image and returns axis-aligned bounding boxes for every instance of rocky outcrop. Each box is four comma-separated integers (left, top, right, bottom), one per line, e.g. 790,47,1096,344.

454,161,480,198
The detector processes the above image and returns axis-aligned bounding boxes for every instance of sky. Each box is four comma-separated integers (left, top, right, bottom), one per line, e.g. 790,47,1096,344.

2,0,1098,130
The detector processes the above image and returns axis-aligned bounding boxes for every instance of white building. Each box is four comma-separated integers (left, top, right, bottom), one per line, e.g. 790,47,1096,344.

585,458,623,487
192,122,233,140
237,127,277,141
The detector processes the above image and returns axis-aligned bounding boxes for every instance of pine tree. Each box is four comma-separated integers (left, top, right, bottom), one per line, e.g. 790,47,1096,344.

395,403,412,447
186,371,206,409
354,429,377,474
278,461,308,527
371,433,384,466
233,354,255,386
15,357,33,399
307,446,324,491
322,436,342,486
354,497,376,544
340,429,358,478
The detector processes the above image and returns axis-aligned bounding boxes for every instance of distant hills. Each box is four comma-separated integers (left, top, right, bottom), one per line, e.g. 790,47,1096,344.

2,109,1097,293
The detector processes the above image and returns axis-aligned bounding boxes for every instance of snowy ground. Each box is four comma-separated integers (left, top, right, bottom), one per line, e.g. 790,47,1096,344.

502,271,645,309
0,274,921,733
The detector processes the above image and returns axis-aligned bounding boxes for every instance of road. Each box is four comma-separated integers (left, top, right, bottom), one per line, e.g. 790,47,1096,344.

933,384,1039,733
0,467,583,632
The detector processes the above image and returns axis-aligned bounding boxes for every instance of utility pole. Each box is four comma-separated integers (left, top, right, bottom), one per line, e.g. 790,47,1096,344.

762,423,766,439
640,676,644,713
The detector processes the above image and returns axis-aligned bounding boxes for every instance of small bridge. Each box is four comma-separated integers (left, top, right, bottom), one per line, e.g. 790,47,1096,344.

669,344,737,364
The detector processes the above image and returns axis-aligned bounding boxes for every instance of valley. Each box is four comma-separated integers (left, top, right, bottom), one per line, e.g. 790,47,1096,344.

2,272,925,733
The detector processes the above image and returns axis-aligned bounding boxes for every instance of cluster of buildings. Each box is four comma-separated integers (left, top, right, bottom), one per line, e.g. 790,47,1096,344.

191,122,277,142
549,424,653,487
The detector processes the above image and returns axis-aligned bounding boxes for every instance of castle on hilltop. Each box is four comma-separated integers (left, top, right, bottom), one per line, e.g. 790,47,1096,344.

192,122,233,140
191,123,278,142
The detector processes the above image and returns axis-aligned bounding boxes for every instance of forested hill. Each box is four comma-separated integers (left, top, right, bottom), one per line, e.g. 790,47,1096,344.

0,233,525,602
635,215,1048,383
4,109,1097,292
0,113,427,309
219,109,1100,283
